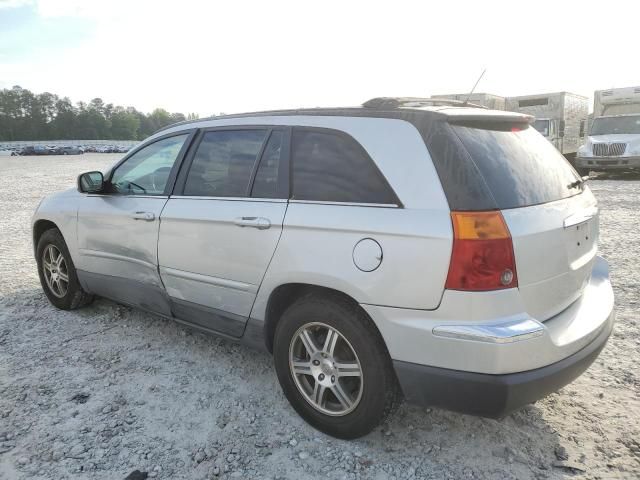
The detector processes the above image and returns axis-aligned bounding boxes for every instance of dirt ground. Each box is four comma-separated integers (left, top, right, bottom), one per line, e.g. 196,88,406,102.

0,154,638,480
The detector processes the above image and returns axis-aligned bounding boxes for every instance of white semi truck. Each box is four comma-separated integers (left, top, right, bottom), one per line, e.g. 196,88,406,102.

505,92,589,160
575,86,640,174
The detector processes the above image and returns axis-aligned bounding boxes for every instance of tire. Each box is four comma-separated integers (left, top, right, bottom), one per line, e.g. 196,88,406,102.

36,228,94,310
273,293,400,439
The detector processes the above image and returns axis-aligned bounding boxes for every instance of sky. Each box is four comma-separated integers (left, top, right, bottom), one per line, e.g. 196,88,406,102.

0,0,638,116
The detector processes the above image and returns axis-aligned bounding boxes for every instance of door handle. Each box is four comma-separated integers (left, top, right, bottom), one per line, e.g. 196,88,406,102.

234,216,271,230
131,211,155,221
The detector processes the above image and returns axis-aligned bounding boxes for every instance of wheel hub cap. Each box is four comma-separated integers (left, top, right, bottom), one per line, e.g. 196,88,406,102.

42,244,69,298
289,322,363,416
310,353,337,384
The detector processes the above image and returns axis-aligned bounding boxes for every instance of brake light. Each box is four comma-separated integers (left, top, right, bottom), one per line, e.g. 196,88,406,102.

445,211,518,291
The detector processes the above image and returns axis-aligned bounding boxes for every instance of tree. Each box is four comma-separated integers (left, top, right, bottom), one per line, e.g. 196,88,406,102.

169,112,186,124
148,108,171,131
111,108,140,140
0,86,193,141
51,97,76,139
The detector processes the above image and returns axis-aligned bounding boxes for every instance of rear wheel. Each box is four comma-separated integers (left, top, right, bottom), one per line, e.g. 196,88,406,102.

273,293,400,439
36,228,93,310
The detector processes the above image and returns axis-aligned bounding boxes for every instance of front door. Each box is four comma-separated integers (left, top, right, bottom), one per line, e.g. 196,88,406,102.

76,132,192,314
158,127,289,336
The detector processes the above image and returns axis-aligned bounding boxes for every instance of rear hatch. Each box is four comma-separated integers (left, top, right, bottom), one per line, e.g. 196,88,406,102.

424,114,598,321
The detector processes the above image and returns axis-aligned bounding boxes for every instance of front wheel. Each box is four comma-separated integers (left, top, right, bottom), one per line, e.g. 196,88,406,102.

273,294,400,439
36,228,93,310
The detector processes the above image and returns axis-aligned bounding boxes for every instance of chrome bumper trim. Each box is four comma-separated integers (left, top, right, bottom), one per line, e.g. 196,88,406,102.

432,318,545,344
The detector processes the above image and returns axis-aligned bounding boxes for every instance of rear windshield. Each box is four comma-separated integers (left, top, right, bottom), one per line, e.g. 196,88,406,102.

425,121,582,211
453,125,582,209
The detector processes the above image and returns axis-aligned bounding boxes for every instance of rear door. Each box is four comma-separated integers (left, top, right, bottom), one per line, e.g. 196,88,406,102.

158,127,289,336
439,121,597,321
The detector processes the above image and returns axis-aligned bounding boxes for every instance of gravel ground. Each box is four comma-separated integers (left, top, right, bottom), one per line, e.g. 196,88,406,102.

0,154,638,480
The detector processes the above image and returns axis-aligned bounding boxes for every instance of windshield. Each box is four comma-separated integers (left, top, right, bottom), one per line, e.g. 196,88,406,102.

591,115,640,135
532,119,550,137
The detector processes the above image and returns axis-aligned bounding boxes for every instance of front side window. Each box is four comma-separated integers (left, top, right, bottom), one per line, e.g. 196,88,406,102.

110,134,188,195
291,129,397,204
184,130,268,197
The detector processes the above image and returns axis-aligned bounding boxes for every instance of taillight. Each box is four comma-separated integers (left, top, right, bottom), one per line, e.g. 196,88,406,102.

445,211,518,291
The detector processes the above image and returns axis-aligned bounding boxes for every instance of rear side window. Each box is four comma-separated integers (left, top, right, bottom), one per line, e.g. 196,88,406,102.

291,129,397,204
251,130,284,199
184,130,267,197
451,125,581,209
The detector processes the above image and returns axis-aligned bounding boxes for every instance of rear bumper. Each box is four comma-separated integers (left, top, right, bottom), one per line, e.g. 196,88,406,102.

393,311,613,417
576,156,640,170
363,256,615,375
362,255,615,415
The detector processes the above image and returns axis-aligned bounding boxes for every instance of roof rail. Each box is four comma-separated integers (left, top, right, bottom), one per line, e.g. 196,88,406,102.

362,97,487,110
152,115,218,135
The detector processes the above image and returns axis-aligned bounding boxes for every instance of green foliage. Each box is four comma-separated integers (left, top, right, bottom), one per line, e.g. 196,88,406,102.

0,86,190,141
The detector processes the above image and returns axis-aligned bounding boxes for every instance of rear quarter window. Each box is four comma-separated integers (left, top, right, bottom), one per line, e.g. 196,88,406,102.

291,128,398,205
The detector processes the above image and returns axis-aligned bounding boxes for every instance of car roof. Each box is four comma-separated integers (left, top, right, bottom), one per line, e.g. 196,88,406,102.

154,97,533,135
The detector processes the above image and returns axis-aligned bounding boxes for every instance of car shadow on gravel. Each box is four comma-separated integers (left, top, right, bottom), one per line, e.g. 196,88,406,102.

1,288,570,478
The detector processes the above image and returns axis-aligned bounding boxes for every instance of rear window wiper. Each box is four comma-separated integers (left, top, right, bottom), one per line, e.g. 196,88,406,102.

567,176,589,190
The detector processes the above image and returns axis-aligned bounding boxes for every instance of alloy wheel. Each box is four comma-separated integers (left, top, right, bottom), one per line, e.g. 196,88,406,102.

289,322,363,416
42,244,69,298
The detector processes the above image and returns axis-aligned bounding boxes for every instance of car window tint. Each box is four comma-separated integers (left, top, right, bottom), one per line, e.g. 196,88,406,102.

451,124,581,209
291,129,396,204
184,130,268,197
110,134,188,195
251,131,283,198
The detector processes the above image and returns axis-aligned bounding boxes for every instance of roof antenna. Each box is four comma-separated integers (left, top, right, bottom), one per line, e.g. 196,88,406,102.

462,69,486,106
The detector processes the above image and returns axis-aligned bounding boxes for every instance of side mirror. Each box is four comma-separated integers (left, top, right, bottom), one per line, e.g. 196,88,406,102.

78,171,104,193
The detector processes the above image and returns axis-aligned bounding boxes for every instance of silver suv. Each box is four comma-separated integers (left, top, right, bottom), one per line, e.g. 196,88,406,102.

33,97,615,439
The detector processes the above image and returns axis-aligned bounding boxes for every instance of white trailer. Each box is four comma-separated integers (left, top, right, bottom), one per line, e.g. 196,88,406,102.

505,92,588,158
593,86,640,117
575,86,640,174
431,93,505,110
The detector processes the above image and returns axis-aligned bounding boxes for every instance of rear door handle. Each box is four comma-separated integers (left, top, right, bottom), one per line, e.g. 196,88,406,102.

234,216,271,230
131,211,155,221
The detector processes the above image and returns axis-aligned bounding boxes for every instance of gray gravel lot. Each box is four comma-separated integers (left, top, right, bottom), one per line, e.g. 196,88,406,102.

0,154,639,480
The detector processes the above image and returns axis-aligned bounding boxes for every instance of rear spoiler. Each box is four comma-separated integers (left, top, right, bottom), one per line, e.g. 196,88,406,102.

445,111,534,130
443,109,533,124
363,97,488,110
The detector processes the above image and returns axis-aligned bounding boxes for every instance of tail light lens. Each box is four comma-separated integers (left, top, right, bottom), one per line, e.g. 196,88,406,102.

445,211,518,291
